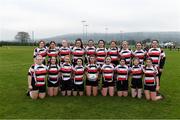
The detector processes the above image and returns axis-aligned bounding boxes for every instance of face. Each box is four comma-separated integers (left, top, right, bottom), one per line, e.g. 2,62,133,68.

88,41,94,47
151,41,158,48
105,57,111,64
76,41,81,47
146,60,152,66
62,40,68,47
36,56,43,65
111,42,116,48
39,41,45,48
133,59,139,65
90,57,95,63
77,59,82,66
122,41,128,49
136,43,142,50
64,56,70,63
50,57,56,64
50,42,56,49
120,60,125,65
98,41,104,48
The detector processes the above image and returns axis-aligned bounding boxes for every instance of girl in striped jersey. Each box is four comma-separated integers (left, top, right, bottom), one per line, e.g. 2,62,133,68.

72,58,85,96
47,41,59,64
147,40,166,81
115,58,129,97
71,38,85,67
85,55,100,96
96,40,107,66
101,56,115,96
33,40,47,65
28,55,47,99
130,58,143,98
143,58,162,101
47,57,61,97
85,39,96,64
60,55,73,96
119,41,133,66
59,40,71,64
133,42,147,65
107,40,120,66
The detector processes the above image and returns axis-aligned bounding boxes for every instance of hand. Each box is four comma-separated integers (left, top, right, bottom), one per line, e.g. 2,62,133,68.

28,85,33,90
159,69,163,72
156,85,160,91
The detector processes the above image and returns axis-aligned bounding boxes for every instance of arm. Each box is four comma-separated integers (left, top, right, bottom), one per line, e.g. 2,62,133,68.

28,75,32,90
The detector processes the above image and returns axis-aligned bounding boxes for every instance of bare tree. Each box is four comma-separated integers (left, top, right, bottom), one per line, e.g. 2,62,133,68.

15,32,30,43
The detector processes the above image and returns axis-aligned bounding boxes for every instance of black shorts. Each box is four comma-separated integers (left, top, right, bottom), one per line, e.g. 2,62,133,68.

116,80,128,91
73,83,84,91
31,79,46,93
144,85,156,92
102,81,115,88
47,80,59,87
131,78,142,89
86,79,98,87
61,79,72,91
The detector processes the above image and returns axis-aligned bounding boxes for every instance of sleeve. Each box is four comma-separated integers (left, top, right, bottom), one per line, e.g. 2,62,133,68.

159,50,166,69
33,48,37,58
28,65,34,76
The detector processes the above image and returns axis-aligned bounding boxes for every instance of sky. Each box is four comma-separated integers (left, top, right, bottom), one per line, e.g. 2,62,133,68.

0,0,180,40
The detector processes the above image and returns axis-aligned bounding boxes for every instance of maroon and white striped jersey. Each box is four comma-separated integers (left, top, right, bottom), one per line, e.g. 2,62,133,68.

101,64,114,82
59,47,71,63
133,49,147,64
73,65,85,85
28,64,47,86
96,48,107,66
147,48,166,67
47,48,59,58
115,65,129,81
47,64,60,84
107,47,120,62
85,46,96,58
60,63,73,81
143,65,158,86
130,65,143,79
71,47,85,61
33,47,47,59
119,49,133,66
85,64,100,81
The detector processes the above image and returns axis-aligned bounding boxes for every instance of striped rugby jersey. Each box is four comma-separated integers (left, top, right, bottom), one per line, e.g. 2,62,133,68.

47,64,60,84
60,63,72,81
71,47,85,61
59,47,71,63
101,64,114,82
119,49,133,66
130,65,143,79
73,65,85,85
96,48,107,66
107,47,120,62
85,63,100,81
115,65,129,81
143,65,158,86
85,46,96,57
133,49,147,65
147,48,166,68
28,64,47,86
33,47,47,59
47,48,59,58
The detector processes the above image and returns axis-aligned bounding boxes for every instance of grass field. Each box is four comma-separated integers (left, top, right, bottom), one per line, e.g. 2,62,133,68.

0,46,180,119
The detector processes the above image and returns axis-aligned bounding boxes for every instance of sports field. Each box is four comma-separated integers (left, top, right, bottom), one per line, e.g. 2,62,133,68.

0,46,180,119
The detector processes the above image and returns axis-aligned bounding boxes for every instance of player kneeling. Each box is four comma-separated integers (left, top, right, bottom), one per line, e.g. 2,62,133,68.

85,55,99,96
47,57,61,96
143,58,162,101
101,56,115,96
72,58,85,96
27,55,47,99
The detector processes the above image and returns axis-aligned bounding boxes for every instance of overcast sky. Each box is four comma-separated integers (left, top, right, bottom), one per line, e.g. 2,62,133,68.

0,0,180,40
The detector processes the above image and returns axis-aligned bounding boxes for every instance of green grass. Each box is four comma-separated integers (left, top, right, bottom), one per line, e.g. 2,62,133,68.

0,46,180,119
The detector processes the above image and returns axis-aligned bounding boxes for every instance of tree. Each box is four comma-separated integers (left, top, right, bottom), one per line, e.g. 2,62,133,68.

15,32,30,43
